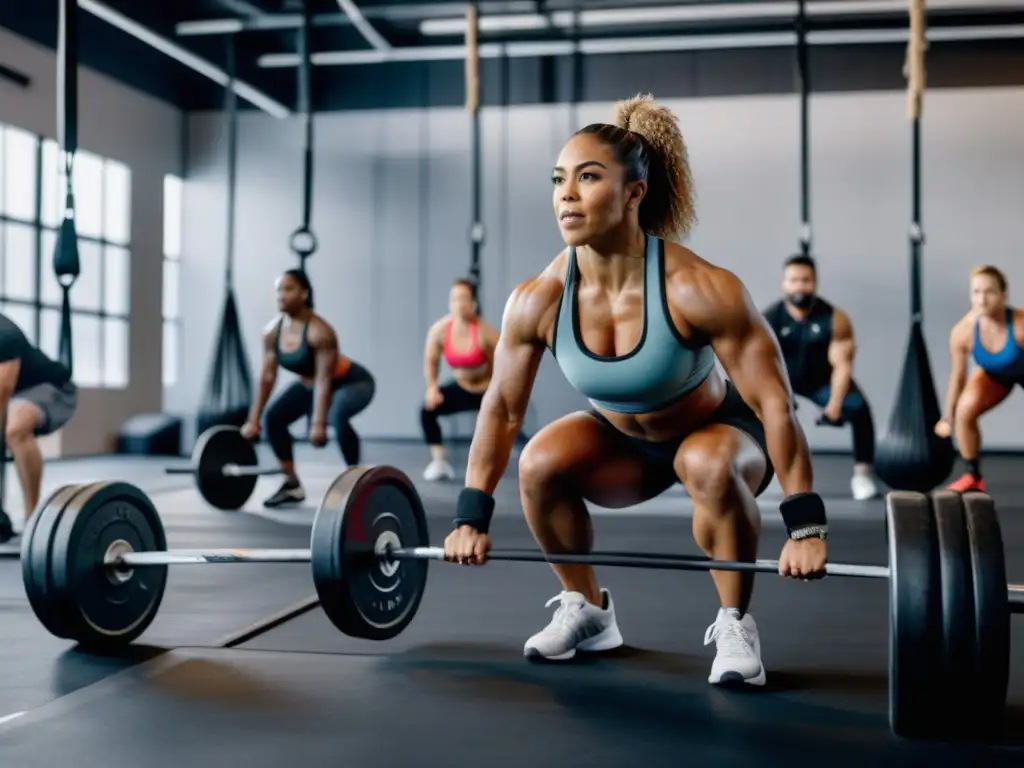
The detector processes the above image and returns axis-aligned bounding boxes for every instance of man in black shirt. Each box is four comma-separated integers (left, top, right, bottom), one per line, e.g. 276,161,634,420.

0,314,78,542
762,255,879,501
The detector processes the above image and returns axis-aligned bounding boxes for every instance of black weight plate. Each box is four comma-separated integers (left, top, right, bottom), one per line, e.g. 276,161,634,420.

194,426,259,511
962,492,1010,739
22,483,101,640
931,491,976,734
311,465,430,641
886,491,943,739
48,482,168,650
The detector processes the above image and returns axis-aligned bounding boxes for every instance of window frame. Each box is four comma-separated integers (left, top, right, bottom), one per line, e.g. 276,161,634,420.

0,125,132,389
162,174,183,387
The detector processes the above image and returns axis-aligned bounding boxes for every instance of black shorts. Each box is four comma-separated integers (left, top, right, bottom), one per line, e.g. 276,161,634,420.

11,381,78,436
985,370,1024,390
588,381,775,497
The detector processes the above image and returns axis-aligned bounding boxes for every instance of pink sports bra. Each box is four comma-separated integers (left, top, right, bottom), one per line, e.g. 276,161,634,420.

443,319,488,369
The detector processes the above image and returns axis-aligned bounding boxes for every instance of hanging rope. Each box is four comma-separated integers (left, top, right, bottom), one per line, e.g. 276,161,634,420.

795,0,812,257
465,3,484,308
905,0,927,123
54,0,80,375
465,5,479,115
289,0,318,271
197,36,254,433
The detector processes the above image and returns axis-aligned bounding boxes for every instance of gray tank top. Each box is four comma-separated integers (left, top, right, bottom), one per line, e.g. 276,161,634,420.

551,234,716,414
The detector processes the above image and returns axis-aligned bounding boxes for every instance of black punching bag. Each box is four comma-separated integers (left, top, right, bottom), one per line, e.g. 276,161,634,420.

874,19,955,493
874,320,955,491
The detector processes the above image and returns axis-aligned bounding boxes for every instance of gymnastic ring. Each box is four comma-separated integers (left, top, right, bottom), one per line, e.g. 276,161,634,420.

289,226,319,258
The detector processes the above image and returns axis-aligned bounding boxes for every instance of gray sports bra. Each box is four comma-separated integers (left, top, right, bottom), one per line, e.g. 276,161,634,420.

551,234,716,414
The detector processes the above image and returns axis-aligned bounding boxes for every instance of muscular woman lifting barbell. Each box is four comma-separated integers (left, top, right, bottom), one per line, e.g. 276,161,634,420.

937,265,1024,493
242,269,376,508
443,94,827,685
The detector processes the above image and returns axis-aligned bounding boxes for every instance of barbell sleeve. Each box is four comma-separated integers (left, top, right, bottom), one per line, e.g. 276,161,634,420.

389,547,891,579
222,464,285,477
114,549,313,567
1008,584,1024,614
163,465,283,477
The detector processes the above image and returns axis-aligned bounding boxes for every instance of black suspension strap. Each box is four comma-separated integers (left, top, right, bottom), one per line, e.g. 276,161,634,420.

466,3,483,307
289,1,318,271
795,0,812,258
224,40,238,291
907,13,926,324
197,37,254,434
54,0,80,375
570,4,583,128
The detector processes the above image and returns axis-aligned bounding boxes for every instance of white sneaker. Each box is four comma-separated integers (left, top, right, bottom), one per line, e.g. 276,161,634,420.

851,474,879,501
704,608,766,686
423,459,455,482
524,589,623,661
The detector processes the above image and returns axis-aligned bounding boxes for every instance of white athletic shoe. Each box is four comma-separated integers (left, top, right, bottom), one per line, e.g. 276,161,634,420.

524,589,624,661
850,474,880,501
704,608,766,686
423,459,455,482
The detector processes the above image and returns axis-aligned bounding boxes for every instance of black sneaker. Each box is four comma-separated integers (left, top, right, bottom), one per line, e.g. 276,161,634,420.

263,479,306,509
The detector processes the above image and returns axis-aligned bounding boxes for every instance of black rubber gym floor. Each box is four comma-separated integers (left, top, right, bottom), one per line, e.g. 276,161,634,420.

0,446,1022,765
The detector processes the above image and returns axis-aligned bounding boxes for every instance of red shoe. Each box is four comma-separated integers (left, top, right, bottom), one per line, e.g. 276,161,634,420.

946,473,985,493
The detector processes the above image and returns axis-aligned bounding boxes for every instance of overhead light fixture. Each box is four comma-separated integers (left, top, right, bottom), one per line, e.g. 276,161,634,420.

257,23,1024,68
419,0,1024,36
175,19,247,36
78,0,290,117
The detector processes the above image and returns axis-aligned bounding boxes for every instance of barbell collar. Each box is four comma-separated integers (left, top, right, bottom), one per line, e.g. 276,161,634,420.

389,547,890,579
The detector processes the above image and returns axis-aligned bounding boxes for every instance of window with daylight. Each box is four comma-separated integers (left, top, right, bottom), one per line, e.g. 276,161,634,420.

162,174,183,387
0,125,132,388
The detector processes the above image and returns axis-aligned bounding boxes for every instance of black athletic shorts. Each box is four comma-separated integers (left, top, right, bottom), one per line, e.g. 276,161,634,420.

587,381,775,497
985,370,1024,390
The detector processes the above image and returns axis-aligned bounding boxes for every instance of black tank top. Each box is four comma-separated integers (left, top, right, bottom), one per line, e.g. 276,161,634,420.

275,318,317,377
762,298,835,393
0,314,71,390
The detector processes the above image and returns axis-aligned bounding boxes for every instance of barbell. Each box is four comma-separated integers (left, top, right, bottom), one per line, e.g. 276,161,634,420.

164,426,286,510
18,465,1023,741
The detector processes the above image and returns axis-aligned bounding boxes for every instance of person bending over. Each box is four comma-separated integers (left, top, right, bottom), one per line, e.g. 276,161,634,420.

936,265,1024,493
762,255,879,501
443,95,827,686
0,314,77,542
242,269,376,508
421,278,500,481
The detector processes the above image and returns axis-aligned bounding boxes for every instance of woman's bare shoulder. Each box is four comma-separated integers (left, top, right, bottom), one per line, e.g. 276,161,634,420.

502,249,570,340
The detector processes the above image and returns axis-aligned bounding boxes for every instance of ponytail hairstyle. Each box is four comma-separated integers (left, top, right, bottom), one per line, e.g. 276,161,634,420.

575,93,696,240
282,268,315,309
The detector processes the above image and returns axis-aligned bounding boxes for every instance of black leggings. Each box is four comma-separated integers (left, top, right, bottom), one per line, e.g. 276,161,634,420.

420,380,484,445
797,379,875,464
265,361,376,465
